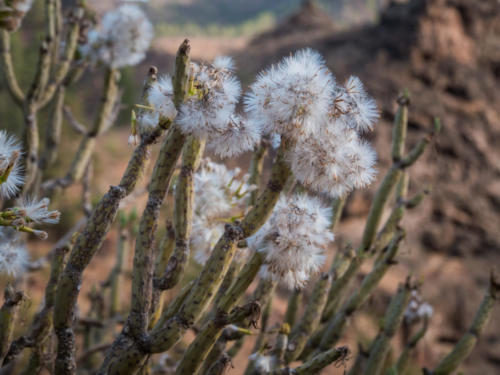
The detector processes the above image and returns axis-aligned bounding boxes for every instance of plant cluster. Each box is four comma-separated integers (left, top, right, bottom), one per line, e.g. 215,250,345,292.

0,2,498,375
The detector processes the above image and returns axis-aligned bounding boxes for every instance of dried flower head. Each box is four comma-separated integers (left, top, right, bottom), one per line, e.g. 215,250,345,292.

190,159,254,264
331,76,379,132
288,122,377,198
404,289,434,324
177,57,262,158
147,75,177,122
15,197,61,225
81,5,153,68
248,353,273,373
245,48,334,138
0,130,24,199
0,0,33,31
0,229,28,277
248,194,333,289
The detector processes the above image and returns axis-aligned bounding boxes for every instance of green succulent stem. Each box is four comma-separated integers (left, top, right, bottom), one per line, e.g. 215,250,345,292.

285,273,332,364
432,274,499,375
364,280,412,375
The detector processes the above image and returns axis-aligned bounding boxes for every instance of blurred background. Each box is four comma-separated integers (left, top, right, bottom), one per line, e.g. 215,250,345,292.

1,0,499,373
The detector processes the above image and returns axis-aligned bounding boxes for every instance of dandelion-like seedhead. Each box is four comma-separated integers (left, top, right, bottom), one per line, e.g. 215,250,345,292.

288,123,377,198
248,353,273,373
248,194,333,289
147,75,177,122
80,5,153,68
14,197,61,225
245,48,334,138
404,289,434,324
190,159,254,264
177,57,262,158
0,130,24,199
245,49,378,198
0,228,29,277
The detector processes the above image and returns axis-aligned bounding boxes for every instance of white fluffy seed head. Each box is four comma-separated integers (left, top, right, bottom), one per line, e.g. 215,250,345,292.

206,115,263,158
177,57,262,157
245,48,334,139
0,229,28,277
190,159,254,264
331,76,379,132
0,131,24,199
248,194,333,289
147,75,177,121
15,197,60,225
404,290,434,324
81,5,153,68
288,120,377,198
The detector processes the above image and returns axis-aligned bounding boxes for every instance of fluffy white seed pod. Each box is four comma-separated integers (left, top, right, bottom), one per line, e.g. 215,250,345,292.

332,76,379,132
248,353,273,373
177,57,262,157
147,75,177,121
288,121,377,198
16,197,60,224
82,5,153,68
0,230,28,277
206,115,263,158
245,48,334,138
190,159,254,264
404,289,434,324
248,194,333,289
0,130,24,199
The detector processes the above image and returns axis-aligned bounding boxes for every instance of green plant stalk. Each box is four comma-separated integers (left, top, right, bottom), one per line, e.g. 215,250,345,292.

64,68,120,185
164,143,291,375
53,61,178,375
432,275,499,375
0,30,24,104
0,286,25,364
126,125,188,337
271,324,290,369
364,281,412,375
321,249,356,322
273,347,349,375
390,318,428,375
248,142,267,206
312,232,404,357
391,94,409,161
39,7,82,108
21,244,71,371
330,195,347,231
154,136,205,291
284,289,302,327
285,273,331,364
3,243,71,367
39,86,65,170
205,353,232,375
149,221,176,328
109,229,129,316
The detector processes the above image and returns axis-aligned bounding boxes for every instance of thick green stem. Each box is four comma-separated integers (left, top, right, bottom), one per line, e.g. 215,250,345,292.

312,232,404,356
432,274,499,375
284,289,302,328
53,68,170,375
248,143,267,206
39,86,65,170
154,137,205,290
0,286,25,364
0,30,24,105
285,274,331,363
364,280,412,375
